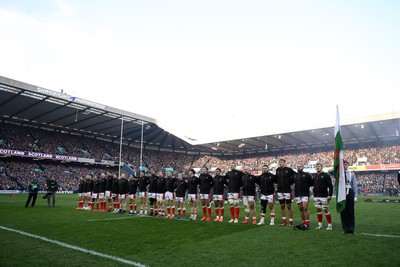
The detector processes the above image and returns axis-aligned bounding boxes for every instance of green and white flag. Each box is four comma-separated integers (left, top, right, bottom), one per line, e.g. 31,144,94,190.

334,105,346,213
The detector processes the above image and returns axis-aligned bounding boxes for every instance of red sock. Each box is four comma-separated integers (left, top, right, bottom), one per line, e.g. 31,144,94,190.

220,207,224,217
202,206,207,217
230,206,235,219
317,213,323,223
134,204,137,212
167,207,171,215
130,204,133,211
178,208,181,216
182,209,186,216
208,207,212,217
215,208,220,217
172,206,175,215
326,213,332,224
235,207,240,219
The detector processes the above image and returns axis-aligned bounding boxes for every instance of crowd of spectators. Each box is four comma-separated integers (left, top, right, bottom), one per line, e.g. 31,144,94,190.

356,173,399,195
0,159,112,191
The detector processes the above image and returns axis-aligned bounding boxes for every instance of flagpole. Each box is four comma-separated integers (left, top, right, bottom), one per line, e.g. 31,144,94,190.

118,115,124,178
140,120,144,171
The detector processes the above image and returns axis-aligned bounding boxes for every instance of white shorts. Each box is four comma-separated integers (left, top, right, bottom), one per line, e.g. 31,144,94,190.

156,193,165,201
148,192,157,199
188,194,198,202
243,195,255,203
129,194,136,200
277,192,291,200
118,194,127,200
78,193,83,197
213,194,224,201
314,197,329,206
199,193,210,200
84,192,92,198
175,197,185,203
99,192,105,199
139,191,147,198
92,193,98,199
295,196,309,203
228,192,240,200
260,194,274,203
105,190,112,198
165,191,175,201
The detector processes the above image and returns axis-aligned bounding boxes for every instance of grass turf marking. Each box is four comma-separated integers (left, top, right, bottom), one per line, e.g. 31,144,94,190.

0,225,147,267
361,233,400,239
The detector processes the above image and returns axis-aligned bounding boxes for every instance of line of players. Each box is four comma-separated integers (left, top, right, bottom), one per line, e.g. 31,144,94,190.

76,159,334,229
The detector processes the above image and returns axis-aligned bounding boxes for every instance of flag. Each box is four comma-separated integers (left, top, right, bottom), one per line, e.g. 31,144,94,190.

334,105,346,212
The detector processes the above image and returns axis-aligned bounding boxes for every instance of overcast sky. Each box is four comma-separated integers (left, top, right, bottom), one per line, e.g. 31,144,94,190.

0,0,399,144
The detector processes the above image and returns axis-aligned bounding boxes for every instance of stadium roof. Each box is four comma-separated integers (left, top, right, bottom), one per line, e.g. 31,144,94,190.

1,75,399,155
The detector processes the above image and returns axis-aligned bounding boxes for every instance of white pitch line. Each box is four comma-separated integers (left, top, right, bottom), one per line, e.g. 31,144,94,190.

361,233,400,239
88,216,139,222
0,226,147,267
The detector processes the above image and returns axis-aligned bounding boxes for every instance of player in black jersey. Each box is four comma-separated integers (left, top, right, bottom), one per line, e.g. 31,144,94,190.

128,174,139,214
174,172,188,219
187,169,199,220
137,170,149,215
212,168,227,222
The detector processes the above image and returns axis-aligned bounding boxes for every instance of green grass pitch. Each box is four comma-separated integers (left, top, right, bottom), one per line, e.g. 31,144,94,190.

0,194,399,267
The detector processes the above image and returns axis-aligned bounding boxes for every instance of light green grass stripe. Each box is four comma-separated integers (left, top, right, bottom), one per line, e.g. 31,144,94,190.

0,225,147,267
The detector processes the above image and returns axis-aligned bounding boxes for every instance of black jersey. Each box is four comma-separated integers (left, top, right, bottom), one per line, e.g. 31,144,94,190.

148,174,158,193
86,179,94,192
156,177,166,194
112,177,119,194
78,179,84,193
226,169,243,193
257,172,277,195
276,166,295,193
99,177,107,192
175,179,188,198
128,178,139,195
213,174,227,195
198,173,213,194
105,175,113,191
313,171,333,197
118,178,129,194
165,177,176,192
93,179,100,193
82,179,88,193
293,171,313,197
138,176,149,192
187,175,199,194
242,173,257,196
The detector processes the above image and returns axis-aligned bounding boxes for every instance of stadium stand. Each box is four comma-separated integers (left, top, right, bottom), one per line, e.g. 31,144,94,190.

1,122,399,195
0,76,399,196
